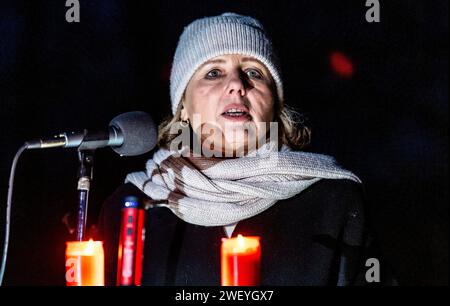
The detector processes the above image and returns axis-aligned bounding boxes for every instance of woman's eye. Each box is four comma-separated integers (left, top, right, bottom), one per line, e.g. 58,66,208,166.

205,69,222,79
246,69,263,79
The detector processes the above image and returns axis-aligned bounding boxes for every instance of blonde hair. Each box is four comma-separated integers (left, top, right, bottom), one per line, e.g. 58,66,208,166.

157,99,311,151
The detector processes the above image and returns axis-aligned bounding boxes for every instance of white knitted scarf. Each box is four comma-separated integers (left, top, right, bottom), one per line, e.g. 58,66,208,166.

125,144,361,227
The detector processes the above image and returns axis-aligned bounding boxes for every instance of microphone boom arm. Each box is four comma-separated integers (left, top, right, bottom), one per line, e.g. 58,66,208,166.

25,127,124,151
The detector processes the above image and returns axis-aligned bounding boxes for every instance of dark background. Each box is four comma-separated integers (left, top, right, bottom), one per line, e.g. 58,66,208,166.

0,0,448,285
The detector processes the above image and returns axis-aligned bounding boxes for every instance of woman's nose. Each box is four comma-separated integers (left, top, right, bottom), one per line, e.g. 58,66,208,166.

225,71,247,97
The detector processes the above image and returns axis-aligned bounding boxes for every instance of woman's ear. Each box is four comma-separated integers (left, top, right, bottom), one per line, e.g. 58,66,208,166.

180,100,188,121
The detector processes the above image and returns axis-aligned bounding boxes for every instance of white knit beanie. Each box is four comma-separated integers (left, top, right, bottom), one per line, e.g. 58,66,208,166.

169,12,284,115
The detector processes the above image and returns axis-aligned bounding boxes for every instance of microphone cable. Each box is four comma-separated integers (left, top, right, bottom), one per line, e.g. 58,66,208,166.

0,143,28,286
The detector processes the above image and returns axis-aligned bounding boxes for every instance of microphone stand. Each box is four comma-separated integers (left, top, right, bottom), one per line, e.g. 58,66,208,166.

76,149,95,241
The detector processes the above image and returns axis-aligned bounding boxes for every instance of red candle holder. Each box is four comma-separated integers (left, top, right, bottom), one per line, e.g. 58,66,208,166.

221,234,261,286
65,239,104,286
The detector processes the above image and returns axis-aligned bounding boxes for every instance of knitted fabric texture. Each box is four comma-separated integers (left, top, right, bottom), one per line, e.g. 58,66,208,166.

125,145,361,227
169,12,284,115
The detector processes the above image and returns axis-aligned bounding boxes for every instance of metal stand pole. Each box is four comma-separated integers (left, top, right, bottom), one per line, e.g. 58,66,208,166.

76,150,95,241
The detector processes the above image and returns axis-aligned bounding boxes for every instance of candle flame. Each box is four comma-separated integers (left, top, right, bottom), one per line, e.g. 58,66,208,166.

237,234,245,249
222,234,260,254
85,239,95,255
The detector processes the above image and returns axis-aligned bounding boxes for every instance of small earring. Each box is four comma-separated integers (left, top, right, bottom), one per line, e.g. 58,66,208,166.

180,118,189,127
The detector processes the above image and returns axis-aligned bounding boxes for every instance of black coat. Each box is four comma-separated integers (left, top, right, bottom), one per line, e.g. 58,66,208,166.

99,179,391,286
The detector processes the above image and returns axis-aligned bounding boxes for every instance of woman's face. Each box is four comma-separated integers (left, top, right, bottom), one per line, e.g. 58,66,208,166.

181,54,276,156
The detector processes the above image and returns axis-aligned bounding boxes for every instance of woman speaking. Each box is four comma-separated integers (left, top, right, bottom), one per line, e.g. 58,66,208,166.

100,12,386,286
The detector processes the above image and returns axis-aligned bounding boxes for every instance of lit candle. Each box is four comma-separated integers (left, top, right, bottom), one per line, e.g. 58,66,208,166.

221,234,261,286
65,239,104,286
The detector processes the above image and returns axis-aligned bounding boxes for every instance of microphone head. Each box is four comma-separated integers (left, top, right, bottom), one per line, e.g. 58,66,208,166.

109,111,157,156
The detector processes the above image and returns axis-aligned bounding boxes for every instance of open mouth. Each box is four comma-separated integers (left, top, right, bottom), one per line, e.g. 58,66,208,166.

221,107,252,121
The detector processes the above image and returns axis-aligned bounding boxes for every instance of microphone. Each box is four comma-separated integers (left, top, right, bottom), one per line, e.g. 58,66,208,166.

25,111,157,156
